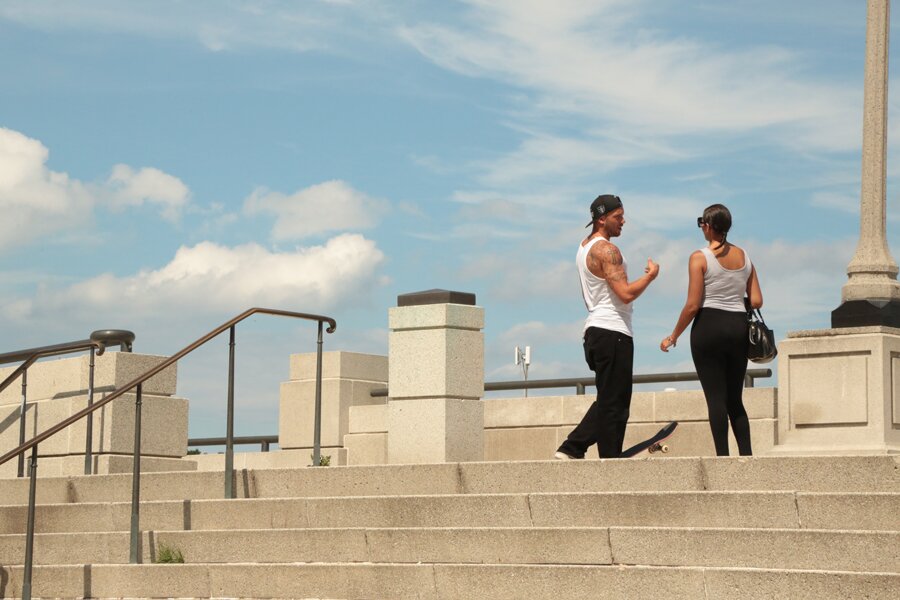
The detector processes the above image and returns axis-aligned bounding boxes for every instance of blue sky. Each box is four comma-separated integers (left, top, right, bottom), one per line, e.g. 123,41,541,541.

0,1,896,439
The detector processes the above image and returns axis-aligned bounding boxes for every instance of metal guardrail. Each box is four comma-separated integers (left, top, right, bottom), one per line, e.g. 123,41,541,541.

192,369,772,456
189,435,279,452
369,368,773,398
0,308,335,599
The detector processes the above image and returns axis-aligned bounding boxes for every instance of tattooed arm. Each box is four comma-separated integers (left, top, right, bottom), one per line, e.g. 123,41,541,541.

590,241,659,304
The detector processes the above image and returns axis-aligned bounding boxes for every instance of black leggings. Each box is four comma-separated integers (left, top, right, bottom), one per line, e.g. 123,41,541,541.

690,308,752,456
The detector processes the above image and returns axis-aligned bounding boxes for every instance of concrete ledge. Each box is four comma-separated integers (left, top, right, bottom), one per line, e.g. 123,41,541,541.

5,563,897,600
610,527,900,573
1,456,899,509
798,492,900,531
702,455,900,492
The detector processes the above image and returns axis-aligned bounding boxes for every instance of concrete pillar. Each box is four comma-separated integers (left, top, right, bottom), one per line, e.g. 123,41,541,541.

387,289,484,464
776,0,900,455
833,0,900,326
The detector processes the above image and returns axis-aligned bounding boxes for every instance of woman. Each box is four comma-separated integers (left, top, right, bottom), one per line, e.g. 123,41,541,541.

659,204,763,456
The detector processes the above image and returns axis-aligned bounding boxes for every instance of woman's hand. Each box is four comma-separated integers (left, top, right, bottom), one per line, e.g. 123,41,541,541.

660,335,676,352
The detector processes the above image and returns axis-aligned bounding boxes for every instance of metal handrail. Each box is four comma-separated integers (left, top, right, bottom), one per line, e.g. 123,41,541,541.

189,435,279,452
369,368,773,398
0,307,335,598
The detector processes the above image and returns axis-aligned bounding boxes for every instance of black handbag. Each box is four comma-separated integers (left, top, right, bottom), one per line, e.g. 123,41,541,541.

747,307,777,363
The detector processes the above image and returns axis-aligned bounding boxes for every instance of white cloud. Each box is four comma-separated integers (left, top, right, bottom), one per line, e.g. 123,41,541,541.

399,1,858,150
0,0,356,53
0,127,93,251
6,233,386,322
0,127,192,251
244,180,388,240
106,164,190,221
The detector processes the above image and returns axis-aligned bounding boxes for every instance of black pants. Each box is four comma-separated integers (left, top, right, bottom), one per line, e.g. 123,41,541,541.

690,308,752,456
558,327,634,458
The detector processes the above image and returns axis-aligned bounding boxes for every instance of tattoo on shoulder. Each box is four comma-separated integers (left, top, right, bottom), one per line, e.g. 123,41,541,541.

604,246,623,266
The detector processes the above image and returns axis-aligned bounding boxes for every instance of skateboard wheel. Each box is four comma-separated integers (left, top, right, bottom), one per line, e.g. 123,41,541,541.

659,444,669,453
648,443,661,454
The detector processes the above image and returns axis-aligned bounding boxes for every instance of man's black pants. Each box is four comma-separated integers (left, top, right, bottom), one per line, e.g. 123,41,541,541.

557,327,634,458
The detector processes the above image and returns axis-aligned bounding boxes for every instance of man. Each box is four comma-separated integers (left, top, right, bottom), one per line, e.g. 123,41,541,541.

555,194,659,459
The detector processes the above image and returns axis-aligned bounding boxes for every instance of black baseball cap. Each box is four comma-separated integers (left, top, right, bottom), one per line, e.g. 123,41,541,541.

586,194,623,227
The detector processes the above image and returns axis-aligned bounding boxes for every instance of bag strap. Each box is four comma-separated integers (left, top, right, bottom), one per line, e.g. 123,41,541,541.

746,305,766,324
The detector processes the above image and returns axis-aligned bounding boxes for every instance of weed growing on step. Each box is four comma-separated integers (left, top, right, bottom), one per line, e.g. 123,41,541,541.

310,453,331,466
155,543,185,563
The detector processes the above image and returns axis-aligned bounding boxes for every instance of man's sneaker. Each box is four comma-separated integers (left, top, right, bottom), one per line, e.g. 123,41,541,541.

554,450,581,460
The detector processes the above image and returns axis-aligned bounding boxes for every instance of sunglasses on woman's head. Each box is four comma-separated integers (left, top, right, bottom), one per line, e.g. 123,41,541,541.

697,217,705,228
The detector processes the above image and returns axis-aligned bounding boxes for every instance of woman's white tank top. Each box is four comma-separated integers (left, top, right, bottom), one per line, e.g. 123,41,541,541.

701,246,751,312
578,236,633,336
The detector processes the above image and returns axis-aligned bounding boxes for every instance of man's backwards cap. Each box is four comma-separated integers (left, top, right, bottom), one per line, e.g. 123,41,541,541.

586,194,623,227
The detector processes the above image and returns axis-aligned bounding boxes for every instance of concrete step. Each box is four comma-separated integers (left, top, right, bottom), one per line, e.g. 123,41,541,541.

0,455,898,506
1,527,897,573
2,491,898,535
0,563,897,599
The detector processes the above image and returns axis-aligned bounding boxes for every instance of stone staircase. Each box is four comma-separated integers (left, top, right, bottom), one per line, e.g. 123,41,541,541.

1,455,899,599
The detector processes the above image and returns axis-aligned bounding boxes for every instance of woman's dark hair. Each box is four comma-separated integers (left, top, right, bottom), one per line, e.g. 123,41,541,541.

702,204,731,249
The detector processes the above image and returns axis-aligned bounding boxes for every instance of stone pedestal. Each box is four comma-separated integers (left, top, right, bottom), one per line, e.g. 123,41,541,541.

0,351,189,477
387,290,484,464
774,327,900,454
279,351,387,465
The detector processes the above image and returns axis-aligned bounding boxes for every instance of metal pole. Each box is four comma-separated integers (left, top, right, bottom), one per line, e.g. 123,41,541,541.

312,321,324,466
22,444,38,600
576,382,585,395
744,373,754,388
84,346,96,475
129,383,143,564
17,370,28,478
225,326,236,498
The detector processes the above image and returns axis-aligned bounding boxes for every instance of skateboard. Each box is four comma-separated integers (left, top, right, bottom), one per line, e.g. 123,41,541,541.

620,421,678,458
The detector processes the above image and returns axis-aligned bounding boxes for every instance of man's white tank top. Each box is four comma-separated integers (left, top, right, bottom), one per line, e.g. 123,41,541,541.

700,246,751,312
577,236,633,337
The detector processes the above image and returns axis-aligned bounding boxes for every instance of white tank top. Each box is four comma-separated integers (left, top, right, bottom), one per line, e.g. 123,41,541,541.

578,236,633,337
701,246,751,312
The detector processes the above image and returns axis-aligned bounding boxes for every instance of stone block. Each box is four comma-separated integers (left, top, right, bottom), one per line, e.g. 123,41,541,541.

289,350,388,383
798,492,900,531
0,352,175,408
365,527,611,565
0,356,83,405
484,427,560,461
609,527,900,573
529,491,798,529
388,398,484,463
89,351,177,397
279,378,382,448
388,303,484,331
483,396,565,428
348,403,388,433
777,328,900,453
388,328,483,399
344,432,387,465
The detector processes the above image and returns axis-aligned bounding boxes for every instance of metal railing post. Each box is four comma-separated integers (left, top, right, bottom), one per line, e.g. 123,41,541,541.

576,382,585,395
744,373,754,388
17,370,28,478
22,444,38,600
225,325,236,498
84,346,96,475
312,321,324,467
129,383,143,564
